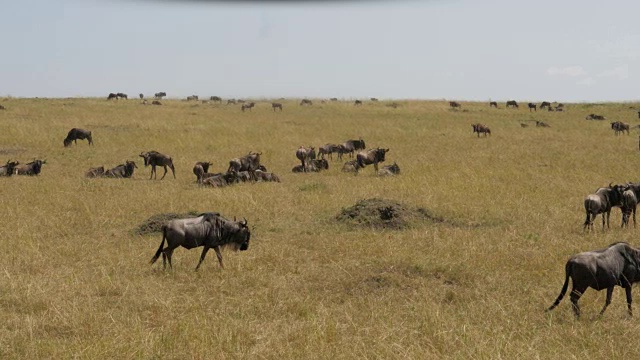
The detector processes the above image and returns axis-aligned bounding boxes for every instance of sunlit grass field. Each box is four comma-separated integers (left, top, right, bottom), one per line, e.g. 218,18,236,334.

1,97,640,358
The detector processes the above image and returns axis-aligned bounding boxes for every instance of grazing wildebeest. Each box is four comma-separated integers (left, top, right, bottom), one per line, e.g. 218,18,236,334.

85,166,105,178
371,98,378,102
187,95,199,101
528,103,537,112
295,146,316,169
227,152,262,173
586,114,605,120
154,92,166,99
621,186,638,228
341,160,362,173
139,151,176,180
117,93,128,100
14,159,46,176
489,101,498,108
540,101,551,109
318,143,343,160
354,100,363,106
241,102,255,112
611,121,630,135
104,161,137,178
449,101,461,109
150,212,251,271
272,102,283,111
64,128,93,147
378,162,400,176
107,93,118,100
583,184,624,231
546,242,640,318
356,148,389,173
342,139,366,158
330,98,338,102
210,96,222,102
226,99,236,105
506,100,519,108
152,100,162,106
139,93,144,100
472,123,491,137
300,99,312,106
0,160,19,177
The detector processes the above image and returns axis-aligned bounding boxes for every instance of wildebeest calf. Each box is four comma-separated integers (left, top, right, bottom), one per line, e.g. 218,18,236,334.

64,128,93,147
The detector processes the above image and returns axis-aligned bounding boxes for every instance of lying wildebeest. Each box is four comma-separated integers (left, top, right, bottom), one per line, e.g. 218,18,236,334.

152,100,162,106
528,103,537,112
139,151,176,180
295,146,316,169
330,98,338,102
371,98,378,102
254,170,281,182
506,100,519,108
449,101,461,109
300,99,312,106
535,121,550,128
154,92,166,99
546,242,640,318
489,101,498,108
192,161,213,182
201,174,229,188
356,148,389,173
378,162,400,176
472,123,491,137
107,93,118,100
241,102,255,112
210,96,222,102
586,114,605,120
272,102,283,111
342,138,366,158
104,161,137,178
540,101,551,109
621,186,638,228
354,100,362,106
139,93,144,100
187,95,199,101
227,152,262,173
14,159,46,176
85,166,105,178
150,212,251,270
292,159,328,173
117,93,128,100
341,160,362,173
583,183,624,231
611,121,630,135
0,160,19,177
64,128,93,147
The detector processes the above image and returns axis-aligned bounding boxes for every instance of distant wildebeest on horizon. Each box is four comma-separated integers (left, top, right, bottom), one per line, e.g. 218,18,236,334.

272,102,283,111
489,101,498,108
354,100,363,106
555,103,565,112
506,100,518,108
139,93,144,100
107,93,118,100
210,96,222,103
356,148,389,173
586,114,605,120
546,242,640,318
378,162,400,176
139,151,176,180
241,102,255,112
104,161,137,178
342,138,366,158
330,98,338,102
528,103,537,112
295,146,316,169
116,93,128,100
472,123,491,137
300,99,312,106
85,166,105,178
583,183,624,231
14,159,46,176
0,160,19,177
150,212,251,271
371,98,378,102
226,99,236,105
187,95,199,101
540,101,551,109
449,101,461,109
154,92,166,99
64,128,93,147
611,121,630,135
227,152,262,174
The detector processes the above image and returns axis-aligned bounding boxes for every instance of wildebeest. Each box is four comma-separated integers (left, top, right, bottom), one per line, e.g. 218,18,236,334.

341,160,362,173
540,101,551,109
318,143,343,160
226,99,236,105
272,102,283,111
64,128,93,147
472,123,491,137
152,100,162,106
506,100,519,108
187,95,199,101
14,159,46,176
292,159,328,173
295,146,316,169
117,93,128,100
489,101,498,108
150,212,250,271
154,92,166,99
371,98,378,102
528,103,537,112
342,138,366,158
210,96,222,102
300,99,312,106
139,151,176,180
546,242,640,318
555,103,565,112
103,161,137,178
449,101,461,109
227,152,262,173
330,98,338,102
241,102,255,112
139,93,144,100
0,105,5,110
192,161,213,182
586,114,605,120
583,184,624,231
520,123,529,128
378,162,400,176
107,93,118,100
356,148,389,173
201,175,228,188
535,121,550,128
354,100,363,106
85,166,105,178
621,187,637,228
611,121,630,135
0,160,19,177
254,170,281,182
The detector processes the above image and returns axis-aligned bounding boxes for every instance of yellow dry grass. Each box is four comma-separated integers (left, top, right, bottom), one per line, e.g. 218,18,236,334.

1,97,640,359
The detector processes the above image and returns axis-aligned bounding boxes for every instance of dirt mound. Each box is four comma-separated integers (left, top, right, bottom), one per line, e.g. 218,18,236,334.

135,211,200,235
336,198,445,230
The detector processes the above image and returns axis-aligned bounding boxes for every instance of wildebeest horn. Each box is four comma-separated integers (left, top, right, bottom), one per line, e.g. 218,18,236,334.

609,182,613,188
242,217,248,226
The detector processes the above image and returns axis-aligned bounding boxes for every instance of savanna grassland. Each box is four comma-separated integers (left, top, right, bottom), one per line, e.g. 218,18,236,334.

2,97,640,359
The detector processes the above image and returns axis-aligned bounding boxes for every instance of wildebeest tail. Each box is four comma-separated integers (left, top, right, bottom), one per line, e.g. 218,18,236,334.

546,261,571,312
150,225,167,264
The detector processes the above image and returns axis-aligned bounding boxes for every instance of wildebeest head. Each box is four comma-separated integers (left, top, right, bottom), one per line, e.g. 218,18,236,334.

376,148,389,162
63,138,72,147
214,216,251,251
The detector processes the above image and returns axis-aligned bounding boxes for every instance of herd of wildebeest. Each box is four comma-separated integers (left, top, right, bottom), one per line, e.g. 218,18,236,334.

5,95,640,319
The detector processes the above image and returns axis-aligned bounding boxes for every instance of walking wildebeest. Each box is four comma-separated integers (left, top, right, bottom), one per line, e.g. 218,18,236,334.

354,100,363,106
107,93,118,100
150,212,251,271
227,152,262,173
0,160,19,177
154,92,166,99
117,93,128,100
472,124,491,137
506,100,519,108
586,114,605,120
300,99,312,106
449,101,461,109
621,187,638,228
85,166,105,178
342,139,366,158
272,102,283,111
14,159,46,176
104,161,137,178
583,184,625,231
295,146,316,169
611,121,630,135
64,128,93,147
139,151,176,180
356,148,389,173
528,103,537,112
210,96,222,102
378,162,400,176
546,242,640,318
489,101,498,108
241,102,255,112
540,101,551,109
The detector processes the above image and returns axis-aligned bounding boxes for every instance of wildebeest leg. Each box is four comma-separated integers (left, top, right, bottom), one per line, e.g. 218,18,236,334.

160,165,168,180
163,248,175,269
170,164,176,179
374,162,379,173
599,287,614,316
195,246,210,271
626,286,633,316
213,246,224,269
583,212,591,231
149,165,155,180
570,287,585,318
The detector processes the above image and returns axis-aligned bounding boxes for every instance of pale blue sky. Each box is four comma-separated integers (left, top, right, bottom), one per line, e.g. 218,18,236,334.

1,0,638,101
